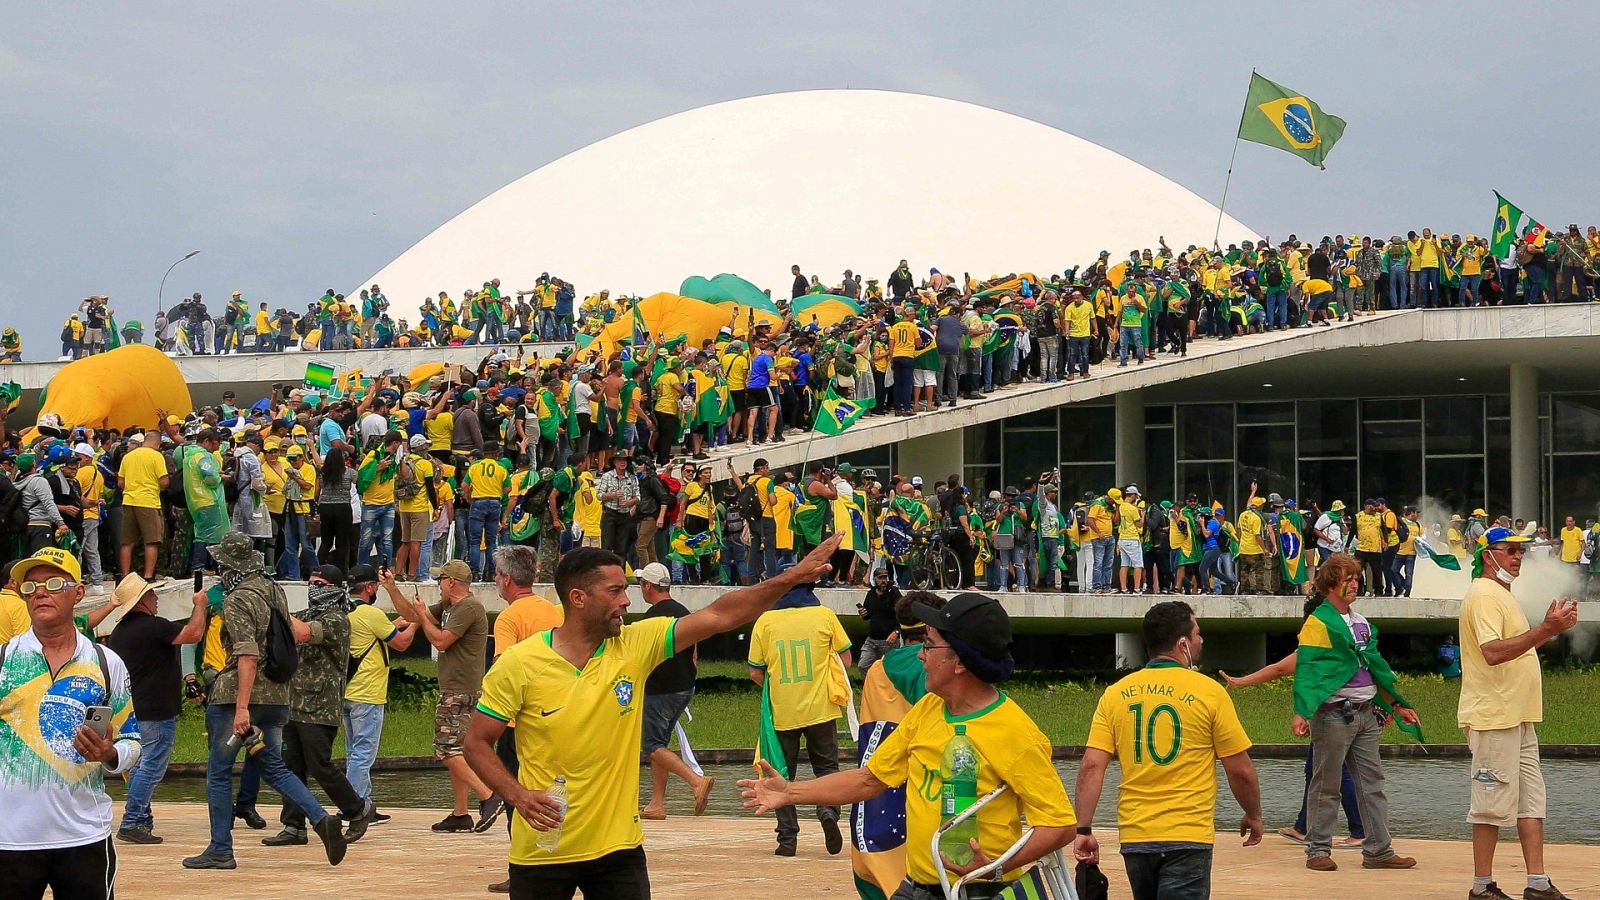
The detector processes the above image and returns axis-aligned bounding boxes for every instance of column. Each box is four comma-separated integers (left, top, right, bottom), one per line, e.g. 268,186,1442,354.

1115,389,1146,490
897,428,964,486
1509,363,1539,522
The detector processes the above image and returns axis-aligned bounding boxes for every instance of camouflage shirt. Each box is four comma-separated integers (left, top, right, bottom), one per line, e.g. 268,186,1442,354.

208,572,291,708
289,600,351,726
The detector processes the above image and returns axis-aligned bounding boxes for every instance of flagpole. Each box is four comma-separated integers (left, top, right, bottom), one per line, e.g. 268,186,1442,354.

1213,68,1256,250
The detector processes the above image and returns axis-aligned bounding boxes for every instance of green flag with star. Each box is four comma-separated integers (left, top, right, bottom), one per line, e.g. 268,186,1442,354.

1237,72,1346,168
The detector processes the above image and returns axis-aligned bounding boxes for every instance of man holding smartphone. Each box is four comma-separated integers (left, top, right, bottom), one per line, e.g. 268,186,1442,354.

0,547,141,899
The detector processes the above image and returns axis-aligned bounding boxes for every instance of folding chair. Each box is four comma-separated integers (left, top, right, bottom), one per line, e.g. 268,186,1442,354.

931,784,1079,900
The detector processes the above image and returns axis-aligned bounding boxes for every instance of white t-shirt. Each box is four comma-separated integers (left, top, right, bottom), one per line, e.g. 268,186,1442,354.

357,412,388,445
571,380,595,419
1314,513,1344,553
0,631,140,850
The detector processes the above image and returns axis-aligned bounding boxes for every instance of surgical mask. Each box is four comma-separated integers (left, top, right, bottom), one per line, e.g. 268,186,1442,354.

1486,553,1515,585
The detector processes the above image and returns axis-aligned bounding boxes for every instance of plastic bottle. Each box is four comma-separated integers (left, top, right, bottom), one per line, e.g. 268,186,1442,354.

938,725,981,866
534,776,569,852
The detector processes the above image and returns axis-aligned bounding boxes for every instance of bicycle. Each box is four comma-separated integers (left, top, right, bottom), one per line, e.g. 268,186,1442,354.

903,528,963,590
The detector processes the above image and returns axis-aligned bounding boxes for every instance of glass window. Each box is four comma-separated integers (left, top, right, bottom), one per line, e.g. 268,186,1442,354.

1486,394,1509,419
1297,400,1358,457
1424,397,1484,456
1145,404,1174,425
1180,461,1234,509
1298,458,1358,510
835,446,891,473
1552,395,1600,450
1549,458,1600,525
1238,402,1295,425
1360,421,1422,507
1237,424,1296,501
1058,464,1116,506
1144,427,1175,504
1425,456,1485,518
1487,420,1511,516
1005,431,1058,492
1008,409,1056,429
964,466,1001,499
965,421,1001,465
1362,398,1421,421
1179,404,1234,461
1061,406,1115,462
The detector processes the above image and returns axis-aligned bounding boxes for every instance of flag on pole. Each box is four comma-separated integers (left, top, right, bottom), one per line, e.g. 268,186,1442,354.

1490,192,1549,257
304,361,336,389
1414,536,1463,571
1238,72,1347,168
814,386,872,435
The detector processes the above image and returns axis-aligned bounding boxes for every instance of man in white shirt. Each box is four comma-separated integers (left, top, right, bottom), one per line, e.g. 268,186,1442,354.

0,548,141,899
1312,500,1347,567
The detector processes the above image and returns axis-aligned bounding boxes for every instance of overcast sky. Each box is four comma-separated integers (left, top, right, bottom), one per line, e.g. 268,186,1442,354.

4,2,1596,352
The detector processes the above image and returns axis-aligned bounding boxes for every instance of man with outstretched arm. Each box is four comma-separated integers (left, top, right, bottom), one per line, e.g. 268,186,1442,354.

463,533,842,900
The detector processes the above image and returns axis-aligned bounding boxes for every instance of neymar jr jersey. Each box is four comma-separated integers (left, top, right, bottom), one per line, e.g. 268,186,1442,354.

476,617,674,866
1086,661,1252,845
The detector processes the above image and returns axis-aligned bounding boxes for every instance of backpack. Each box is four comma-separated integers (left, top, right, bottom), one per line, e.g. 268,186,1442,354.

1394,517,1410,543
736,481,764,524
261,583,300,684
1265,263,1285,287
394,455,421,502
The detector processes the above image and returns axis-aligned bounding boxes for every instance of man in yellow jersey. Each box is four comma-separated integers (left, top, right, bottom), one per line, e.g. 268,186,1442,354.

1236,495,1274,595
346,564,417,825
741,592,1075,897
463,444,508,580
1074,601,1262,900
887,311,919,416
747,570,855,856
465,535,841,899
1063,289,1094,380
1352,498,1384,596
394,435,435,580
1114,485,1145,593
72,442,106,592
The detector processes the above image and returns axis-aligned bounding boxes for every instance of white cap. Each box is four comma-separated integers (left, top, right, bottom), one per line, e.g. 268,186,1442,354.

409,434,429,449
911,476,924,486
1125,484,1141,495
73,443,95,458
637,562,672,588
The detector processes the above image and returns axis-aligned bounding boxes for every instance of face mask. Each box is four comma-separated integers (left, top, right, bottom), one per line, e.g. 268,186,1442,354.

1487,553,1515,585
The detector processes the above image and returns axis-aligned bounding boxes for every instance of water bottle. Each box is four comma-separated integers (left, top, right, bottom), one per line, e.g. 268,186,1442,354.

534,775,569,852
938,725,981,866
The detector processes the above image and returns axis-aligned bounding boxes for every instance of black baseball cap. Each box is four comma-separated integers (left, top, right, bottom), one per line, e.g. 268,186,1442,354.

346,564,378,586
910,592,1012,661
309,564,345,585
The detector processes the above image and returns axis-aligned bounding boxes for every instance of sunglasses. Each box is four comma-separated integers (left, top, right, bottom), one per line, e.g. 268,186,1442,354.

20,577,79,597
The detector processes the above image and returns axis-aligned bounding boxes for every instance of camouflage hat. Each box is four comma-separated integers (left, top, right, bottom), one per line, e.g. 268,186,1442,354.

212,531,264,572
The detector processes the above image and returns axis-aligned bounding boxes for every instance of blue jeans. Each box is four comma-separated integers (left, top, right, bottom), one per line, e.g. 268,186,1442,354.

1414,267,1439,308
204,703,328,855
1038,538,1059,589
342,700,386,802
722,542,749,586
358,502,396,567
1266,289,1288,327
277,512,317,580
890,357,915,412
1390,553,1416,596
1122,847,1214,900
418,525,436,575
1092,537,1115,590
1459,273,1482,304
538,308,559,339
997,544,1028,590
1388,270,1409,309
467,498,502,577
1066,336,1090,375
1526,265,1548,304
1119,326,1144,364
121,717,177,831
981,353,994,392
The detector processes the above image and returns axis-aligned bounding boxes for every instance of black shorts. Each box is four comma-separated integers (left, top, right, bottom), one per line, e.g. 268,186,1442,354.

731,390,750,414
745,387,775,409
0,835,117,900
510,845,648,900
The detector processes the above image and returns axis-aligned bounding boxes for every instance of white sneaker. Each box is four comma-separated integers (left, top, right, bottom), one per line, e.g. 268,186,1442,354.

88,584,106,596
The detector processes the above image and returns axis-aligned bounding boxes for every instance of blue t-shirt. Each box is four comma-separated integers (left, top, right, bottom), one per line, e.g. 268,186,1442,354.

318,417,346,456
794,352,812,387
935,314,965,353
748,353,773,389
406,407,426,437
1203,519,1221,551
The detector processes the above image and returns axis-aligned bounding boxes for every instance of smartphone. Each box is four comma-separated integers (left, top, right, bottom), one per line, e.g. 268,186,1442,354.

194,571,205,592
84,706,113,739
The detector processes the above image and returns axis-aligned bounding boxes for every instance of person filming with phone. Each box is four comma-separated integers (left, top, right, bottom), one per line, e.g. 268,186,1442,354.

0,547,142,899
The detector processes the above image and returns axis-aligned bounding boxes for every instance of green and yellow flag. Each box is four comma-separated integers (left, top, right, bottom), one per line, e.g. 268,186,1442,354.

1294,601,1424,743
1490,191,1548,258
1278,508,1308,585
1238,72,1346,168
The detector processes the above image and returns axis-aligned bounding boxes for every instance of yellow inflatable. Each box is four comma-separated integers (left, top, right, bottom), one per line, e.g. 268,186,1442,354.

38,344,193,431
590,293,783,361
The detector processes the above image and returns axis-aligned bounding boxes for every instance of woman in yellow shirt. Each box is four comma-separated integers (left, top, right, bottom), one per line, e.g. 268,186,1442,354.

677,466,716,581
651,359,686,466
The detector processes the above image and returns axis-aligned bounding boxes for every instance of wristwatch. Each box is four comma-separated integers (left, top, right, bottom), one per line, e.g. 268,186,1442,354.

1075,826,1093,836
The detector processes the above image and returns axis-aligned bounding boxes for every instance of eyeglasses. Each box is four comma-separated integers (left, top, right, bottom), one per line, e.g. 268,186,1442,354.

19,577,79,597
919,641,958,655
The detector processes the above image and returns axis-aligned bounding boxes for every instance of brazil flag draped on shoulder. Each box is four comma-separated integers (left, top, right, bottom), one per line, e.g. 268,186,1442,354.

1293,600,1424,742
794,486,829,548
850,645,929,900
1174,505,1203,567
1277,508,1308,585
536,387,563,442
833,484,871,563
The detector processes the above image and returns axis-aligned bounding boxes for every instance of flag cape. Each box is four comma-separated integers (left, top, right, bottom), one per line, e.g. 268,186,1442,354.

850,646,925,900
1033,500,1068,572
1294,600,1424,743
0,381,19,417
1490,191,1548,257
1278,509,1308,584
536,389,562,442
1414,536,1462,571
692,371,730,428
794,490,828,547
754,678,789,778
833,486,871,563
1238,72,1347,168
1175,506,1203,566
815,386,872,436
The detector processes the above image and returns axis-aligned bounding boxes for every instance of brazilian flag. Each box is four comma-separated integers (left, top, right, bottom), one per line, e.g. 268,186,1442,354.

1237,72,1346,168
1490,191,1547,258
1295,601,1424,743
1278,509,1308,585
1174,505,1203,567
794,492,828,547
0,382,19,417
814,386,871,436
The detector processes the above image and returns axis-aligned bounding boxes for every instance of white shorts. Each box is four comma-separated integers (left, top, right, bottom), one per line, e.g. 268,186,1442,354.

913,369,937,388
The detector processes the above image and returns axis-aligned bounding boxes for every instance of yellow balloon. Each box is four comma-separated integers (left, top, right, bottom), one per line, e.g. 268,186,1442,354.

38,344,193,432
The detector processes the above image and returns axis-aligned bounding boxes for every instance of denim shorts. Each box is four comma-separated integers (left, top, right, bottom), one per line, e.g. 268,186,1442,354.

1118,538,1144,568
642,688,694,754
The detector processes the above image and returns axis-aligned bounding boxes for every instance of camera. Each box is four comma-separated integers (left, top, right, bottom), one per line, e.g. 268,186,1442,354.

225,725,266,757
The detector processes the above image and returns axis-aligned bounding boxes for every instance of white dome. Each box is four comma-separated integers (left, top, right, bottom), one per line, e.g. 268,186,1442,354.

360,89,1256,321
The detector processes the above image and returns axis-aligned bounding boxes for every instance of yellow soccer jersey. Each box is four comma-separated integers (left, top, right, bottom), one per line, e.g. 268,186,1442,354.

747,605,850,731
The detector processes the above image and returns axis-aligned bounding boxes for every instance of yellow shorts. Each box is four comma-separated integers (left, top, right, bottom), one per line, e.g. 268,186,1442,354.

1466,723,1546,827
